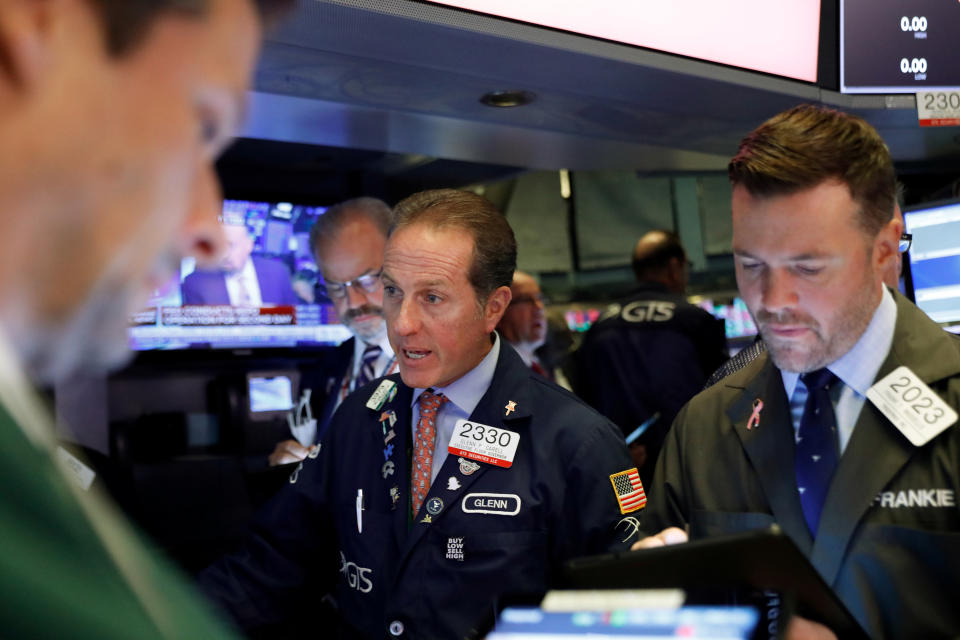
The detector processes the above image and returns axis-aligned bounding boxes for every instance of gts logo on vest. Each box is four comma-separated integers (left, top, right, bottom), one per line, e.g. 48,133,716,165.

622,300,676,323
340,551,373,593
873,489,955,508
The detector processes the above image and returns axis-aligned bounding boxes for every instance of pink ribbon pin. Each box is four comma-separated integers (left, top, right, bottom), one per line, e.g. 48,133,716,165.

747,398,764,430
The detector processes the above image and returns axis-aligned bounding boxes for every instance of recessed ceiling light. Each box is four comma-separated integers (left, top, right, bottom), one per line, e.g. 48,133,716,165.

480,90,536,108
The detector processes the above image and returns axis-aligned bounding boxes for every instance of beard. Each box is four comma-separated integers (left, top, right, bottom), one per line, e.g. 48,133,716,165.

343,304,386,342
755,282,879,374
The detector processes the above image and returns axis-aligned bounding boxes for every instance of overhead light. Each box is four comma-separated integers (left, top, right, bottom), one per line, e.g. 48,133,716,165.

480,90,536,108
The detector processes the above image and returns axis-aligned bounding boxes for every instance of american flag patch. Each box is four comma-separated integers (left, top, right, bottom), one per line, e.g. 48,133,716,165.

609,468,646,514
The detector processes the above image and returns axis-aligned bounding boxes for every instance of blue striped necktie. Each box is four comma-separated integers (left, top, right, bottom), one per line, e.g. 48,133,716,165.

354,343,382,390
795,368,839,536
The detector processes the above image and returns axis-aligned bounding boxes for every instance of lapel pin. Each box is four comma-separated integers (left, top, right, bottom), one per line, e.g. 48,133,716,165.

505,400,517,416
447,477,462,491
426,497,444,515
747,398,764,430
421,514,432,524
458,457,481,476
383,443,394,460
382,460,395,478
389,486,400,510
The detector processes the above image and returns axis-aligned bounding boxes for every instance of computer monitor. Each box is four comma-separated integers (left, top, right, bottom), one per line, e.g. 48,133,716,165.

902,198,960,326
128,198,352,350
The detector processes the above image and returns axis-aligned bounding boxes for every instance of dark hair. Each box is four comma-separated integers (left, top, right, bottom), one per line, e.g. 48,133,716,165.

87,0,294,55
392,189,516,301
728,104,896,235
309,197,393,258
632,230,685,281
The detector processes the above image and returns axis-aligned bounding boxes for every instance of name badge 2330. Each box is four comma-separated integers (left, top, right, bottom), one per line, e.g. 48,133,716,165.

448,419,520,468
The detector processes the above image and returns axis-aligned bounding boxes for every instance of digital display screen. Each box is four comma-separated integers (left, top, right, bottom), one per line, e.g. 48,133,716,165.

488,605,759,639
249,375,295,413
564,308,601,333
425,0,821,82
903,199,960,324
841,0,960,93
129,199,352,350
697,298,759,340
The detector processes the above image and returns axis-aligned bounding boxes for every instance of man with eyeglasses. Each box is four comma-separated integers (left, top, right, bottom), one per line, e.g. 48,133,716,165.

572,229,728,486
636,105,960,639
268,197,397,466
180,211,299,306
497,272,554,377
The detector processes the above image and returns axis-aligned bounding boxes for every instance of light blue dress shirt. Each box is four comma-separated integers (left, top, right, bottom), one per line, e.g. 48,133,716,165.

410,333,501,483
781,286,897,455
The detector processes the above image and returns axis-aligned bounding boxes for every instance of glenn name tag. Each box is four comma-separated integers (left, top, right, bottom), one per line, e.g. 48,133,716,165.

448,419,520,468
866,366,958,447
461,493,521,516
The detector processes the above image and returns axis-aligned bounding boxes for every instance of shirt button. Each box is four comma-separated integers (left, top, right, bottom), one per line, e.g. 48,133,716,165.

389,620,404,636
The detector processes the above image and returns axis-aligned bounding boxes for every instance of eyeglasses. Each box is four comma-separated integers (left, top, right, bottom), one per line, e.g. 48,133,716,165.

899,233,912,254
322,270,382,300
510,294,549,307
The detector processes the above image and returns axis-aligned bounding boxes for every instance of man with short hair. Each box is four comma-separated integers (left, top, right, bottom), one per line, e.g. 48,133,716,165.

572,229,728,484
497,271,553,375
0,0,289,636
181,213,299,306
638,104,960,639
268,197,398,465
201,189,639,638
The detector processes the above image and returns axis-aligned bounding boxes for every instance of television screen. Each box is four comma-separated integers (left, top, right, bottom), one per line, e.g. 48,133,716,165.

697,298,759,340
426,0,821,82
902,198,960,325
840,0,960,93
129,199,352,350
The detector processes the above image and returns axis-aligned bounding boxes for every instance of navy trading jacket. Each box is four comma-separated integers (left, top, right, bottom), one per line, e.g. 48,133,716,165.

201,343,640,639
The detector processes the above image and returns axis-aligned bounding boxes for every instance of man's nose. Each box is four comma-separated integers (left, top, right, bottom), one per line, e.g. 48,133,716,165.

179,167,227,266
391,298,419,336
760,268,798,313
344,281,369,308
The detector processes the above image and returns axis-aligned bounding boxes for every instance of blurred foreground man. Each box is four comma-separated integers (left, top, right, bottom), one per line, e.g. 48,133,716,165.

201,189,639,638
269,197,397,465
0,0,288,636
639,105,960,639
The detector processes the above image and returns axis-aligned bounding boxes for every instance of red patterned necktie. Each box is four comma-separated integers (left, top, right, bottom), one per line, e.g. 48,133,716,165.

411,390,448,518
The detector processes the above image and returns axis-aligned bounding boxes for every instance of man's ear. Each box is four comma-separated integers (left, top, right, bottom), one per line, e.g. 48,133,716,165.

873,206,903,276
0,1,57,91
484,285,512,333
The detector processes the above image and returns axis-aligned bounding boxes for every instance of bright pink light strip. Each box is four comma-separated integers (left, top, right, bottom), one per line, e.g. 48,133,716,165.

427,0,820,82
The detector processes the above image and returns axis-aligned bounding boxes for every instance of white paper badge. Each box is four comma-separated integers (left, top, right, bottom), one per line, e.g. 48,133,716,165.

448,419,520,468
366,379,396,411
866,366,958,446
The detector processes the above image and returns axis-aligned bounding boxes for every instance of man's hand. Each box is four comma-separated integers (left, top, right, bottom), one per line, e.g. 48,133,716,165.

630,526,688,550
785,616,837,640
268,439,313,466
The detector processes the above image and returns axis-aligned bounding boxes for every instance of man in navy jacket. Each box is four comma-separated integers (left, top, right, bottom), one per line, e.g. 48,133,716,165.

201,189,639,638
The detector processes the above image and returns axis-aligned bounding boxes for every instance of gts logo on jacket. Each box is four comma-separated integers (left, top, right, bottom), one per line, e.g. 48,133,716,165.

600,301,676,324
